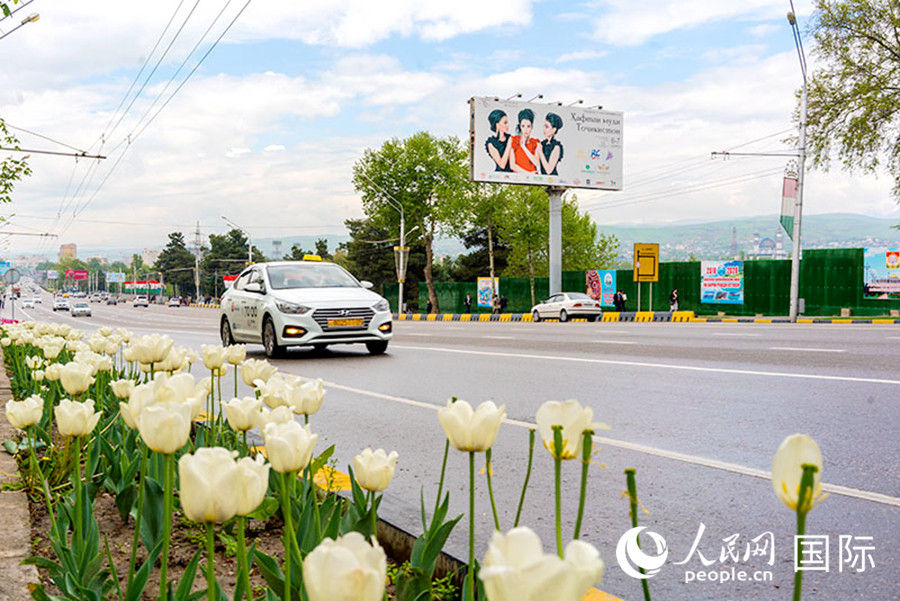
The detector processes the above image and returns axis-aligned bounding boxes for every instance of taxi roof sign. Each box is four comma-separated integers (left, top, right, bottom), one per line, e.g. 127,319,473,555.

302,255,323,261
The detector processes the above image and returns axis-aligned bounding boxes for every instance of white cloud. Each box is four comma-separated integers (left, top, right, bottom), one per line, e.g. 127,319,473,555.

748,23,781,38
264,145,285,152
225,147,251,158
555,50,608,63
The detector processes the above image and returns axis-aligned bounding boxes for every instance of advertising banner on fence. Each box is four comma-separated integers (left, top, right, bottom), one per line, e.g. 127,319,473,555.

65,269,88,280
124,280,163,292
47,270,58,280
586,269,617,307
863,248,900,299
469,97,623,190
0,262,10,275
477,277,499,308
105,271,126,283
780,176,797,239
701,260,744,304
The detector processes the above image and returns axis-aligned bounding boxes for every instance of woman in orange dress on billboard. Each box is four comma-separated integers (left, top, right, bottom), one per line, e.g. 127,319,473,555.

539,112,564,175
485,109,512,172
510,108,540,173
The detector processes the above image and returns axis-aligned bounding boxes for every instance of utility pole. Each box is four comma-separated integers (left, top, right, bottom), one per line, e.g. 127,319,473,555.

193,221,203,299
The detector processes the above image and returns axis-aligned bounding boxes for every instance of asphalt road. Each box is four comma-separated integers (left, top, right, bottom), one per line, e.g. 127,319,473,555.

11,294,899,601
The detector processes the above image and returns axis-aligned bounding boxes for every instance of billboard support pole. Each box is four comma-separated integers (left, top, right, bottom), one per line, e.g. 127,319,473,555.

637,283,641,312
548,187,564,295
649,282,652,312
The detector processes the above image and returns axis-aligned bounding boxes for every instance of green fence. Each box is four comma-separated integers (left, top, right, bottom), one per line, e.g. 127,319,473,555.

385,248,900,317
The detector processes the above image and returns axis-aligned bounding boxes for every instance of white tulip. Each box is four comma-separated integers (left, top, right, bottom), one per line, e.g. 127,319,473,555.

234,454,270,516
535,400,609,460
59,362,95,395
302,532,386,601
224,396,262,431
98,327,114,337
437,399,506,452
178,447,241,523
33,369,44,381
137,401,192,454
262,420,318,473
225,344,246,365
352,448,398,492
200,344,227,370
240,358,277,387
255,374,292,409
5,395,43,430
480,527,604,601
255,405,294,430
109,379,135,399
772,434,825,512
44,363,61,382
55,399,101,437
291,378,326,415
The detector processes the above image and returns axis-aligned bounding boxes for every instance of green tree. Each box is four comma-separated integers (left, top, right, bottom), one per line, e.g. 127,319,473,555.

200,229,265,297
352,132,469,312
804,0,900,199
451,225,510,283
285,238,332,261
155,232,197,298
0,119,32,205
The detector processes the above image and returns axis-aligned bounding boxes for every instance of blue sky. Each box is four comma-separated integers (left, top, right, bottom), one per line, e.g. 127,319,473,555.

0,0,895,258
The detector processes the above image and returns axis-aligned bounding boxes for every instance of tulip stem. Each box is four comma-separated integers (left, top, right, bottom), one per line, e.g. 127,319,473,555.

233,369,238,399
513,429,535,528
127,443,149,588
73,436,83,552
552,425,564,558
625,468,651,601
159,452,174,601
369,490,378,541
467,451,475,601
433,438,450,522
484,448,500,531
237,517,252,601
206,522,216,601
573,429,593,540
281,471,293,601
793,464,818,601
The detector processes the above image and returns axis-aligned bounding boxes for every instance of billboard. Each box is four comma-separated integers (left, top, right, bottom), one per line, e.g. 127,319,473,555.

469,97,623,190
106,271,126,283
863,248,900,299
701,261,744,304
477,277,499,308
633,243,659,282
65,269,88,280
124,280,163,292
47,270,58,280
586,269,616,307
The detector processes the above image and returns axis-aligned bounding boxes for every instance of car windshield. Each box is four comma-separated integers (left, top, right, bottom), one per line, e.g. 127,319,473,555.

567,293,593,300
74,302,88,307
266,264,359,289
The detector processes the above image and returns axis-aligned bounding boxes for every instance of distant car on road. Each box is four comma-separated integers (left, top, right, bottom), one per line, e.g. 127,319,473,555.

90,294,102,303
52,298,70,312
167,297,181,307
133,296,149,307
219,259,393,358
32,296,42,304
531,292,602,322
22,298,35,309
71,301,92,317
106,297,118,305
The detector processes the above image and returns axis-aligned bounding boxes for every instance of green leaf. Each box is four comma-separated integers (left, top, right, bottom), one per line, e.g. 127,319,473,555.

2,439,18,455
251,549,284,597
244,497,278,522
174,548,203,601
124,541,162,601
140,477,165,552
115,484,136,523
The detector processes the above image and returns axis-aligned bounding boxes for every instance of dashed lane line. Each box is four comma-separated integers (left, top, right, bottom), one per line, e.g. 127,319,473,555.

769,346,845,353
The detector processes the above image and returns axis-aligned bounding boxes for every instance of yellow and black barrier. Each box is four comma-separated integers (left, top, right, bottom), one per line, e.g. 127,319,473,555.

393,311,900,324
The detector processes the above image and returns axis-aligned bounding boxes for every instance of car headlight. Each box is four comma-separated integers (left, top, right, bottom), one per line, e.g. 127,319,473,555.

274,299,311,315
372,299,390,312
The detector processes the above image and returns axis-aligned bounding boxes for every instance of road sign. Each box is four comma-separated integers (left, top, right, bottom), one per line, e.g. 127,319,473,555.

633,243,659,282
3,268,21,284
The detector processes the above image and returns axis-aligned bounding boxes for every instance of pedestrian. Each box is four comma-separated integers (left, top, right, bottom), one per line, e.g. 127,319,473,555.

621,290,627,311
669,288,679,312
491,294,500,314
499,294,508,313
464,293,472,313
426,299,433,314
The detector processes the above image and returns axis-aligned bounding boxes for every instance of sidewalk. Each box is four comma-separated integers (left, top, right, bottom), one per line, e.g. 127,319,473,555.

0,368,39,601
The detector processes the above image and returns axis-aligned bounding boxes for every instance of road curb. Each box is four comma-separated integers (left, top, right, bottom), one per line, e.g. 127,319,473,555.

0,368,40,601
393,311,900,324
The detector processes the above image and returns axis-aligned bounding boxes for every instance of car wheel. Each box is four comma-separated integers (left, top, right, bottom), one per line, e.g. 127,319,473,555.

559,309,569,322
587,315,598,322
262,317,285,359
365,340,389,355
531,310,541,323
221,318,234,346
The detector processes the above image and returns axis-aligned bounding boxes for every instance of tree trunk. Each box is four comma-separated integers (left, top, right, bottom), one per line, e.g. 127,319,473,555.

528,250,535,306
423,218,439,313
487,218,495,294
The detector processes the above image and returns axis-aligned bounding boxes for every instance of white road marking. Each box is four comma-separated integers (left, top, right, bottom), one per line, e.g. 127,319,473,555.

770,346,845,353
324,380,899,508
712,333,761,337
392,344,900,386
887,337,900,340
482,335,516,340
592,340,636,345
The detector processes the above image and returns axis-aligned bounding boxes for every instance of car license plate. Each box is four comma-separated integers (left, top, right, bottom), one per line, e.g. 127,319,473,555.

327,318,364,327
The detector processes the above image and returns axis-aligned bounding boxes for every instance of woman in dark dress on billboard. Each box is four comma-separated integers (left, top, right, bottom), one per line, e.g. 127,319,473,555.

539,112,564,175
485,109,512,172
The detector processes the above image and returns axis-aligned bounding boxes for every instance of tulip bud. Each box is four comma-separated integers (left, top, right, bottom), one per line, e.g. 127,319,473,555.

437,399,506,452
178,447,241,523
44,363,61,382
33,369,44,381
234,454,270,516
225,344,246,365
240,358,277,387
55,399,101,437
262,420,318,473
352,448,398,492
302,532,387,601
224,396,262,431
5,395,43,430
772,433,825,513
138,402,192,454
0,338,10,347
59,362,95,395
480,527,604,601
535,400,608,460
200,344,227,370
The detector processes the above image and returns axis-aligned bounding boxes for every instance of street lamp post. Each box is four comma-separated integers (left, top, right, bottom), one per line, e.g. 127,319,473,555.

787,5,808,322
221,215,253,265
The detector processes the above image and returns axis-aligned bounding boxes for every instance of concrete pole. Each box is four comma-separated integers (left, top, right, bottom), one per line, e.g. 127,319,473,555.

397,211,405,313
548,187,564,295
789,73,807,322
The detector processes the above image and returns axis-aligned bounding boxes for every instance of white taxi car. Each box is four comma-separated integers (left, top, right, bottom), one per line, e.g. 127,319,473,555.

219,259,393,358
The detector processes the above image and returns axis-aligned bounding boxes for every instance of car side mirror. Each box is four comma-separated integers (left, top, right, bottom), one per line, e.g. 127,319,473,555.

360,280,374,289
245,282,263,294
